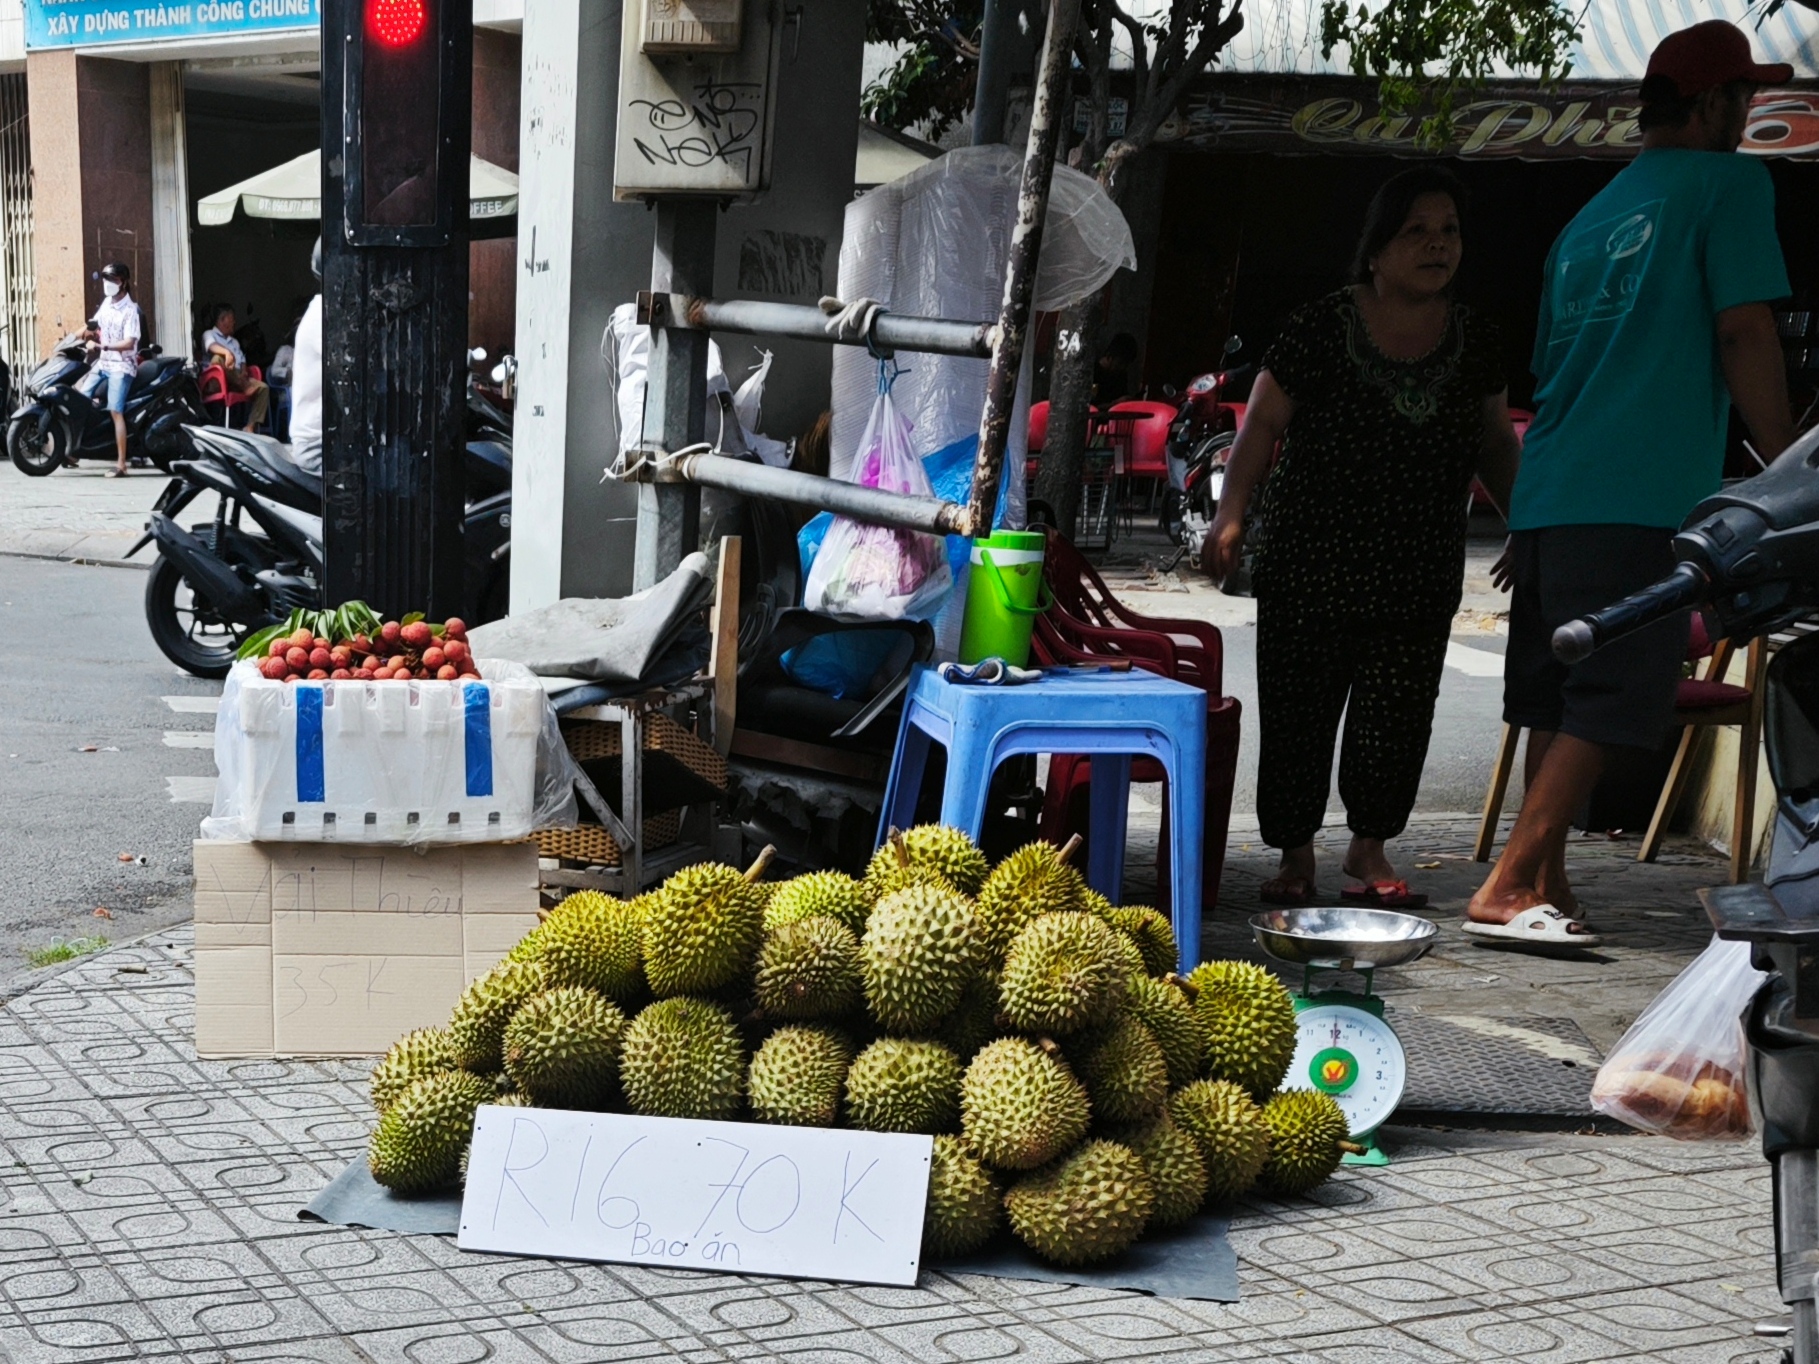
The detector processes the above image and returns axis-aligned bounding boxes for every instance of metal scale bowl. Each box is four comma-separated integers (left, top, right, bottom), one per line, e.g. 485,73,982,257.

1250,907,1438,1164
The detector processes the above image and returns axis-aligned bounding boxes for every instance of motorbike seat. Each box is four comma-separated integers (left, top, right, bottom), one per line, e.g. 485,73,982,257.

192,427,321,508
127,356,181,398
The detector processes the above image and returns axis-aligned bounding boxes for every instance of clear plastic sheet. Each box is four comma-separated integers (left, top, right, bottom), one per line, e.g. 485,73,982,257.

1590,935,1765,1140
203,658,580,846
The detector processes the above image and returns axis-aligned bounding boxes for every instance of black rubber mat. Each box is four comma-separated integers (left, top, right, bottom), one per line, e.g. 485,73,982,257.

1391,1013,1599,1117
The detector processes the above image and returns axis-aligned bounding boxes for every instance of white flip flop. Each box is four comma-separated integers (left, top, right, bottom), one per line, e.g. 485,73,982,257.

1461,904,1603,950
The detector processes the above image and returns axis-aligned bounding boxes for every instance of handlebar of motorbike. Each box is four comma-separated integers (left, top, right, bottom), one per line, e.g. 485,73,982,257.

1551,561,1709,664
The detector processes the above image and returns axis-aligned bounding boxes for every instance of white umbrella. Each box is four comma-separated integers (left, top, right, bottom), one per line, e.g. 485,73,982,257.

198,149,519,226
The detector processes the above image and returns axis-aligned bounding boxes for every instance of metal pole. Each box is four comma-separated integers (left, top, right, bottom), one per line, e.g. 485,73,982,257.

639,292,996,359
634,201,717,591
972,0,1015,146
676,452,969,536
966,0,1080,538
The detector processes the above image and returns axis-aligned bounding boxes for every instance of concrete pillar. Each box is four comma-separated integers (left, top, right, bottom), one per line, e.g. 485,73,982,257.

470,26,519,356
27,50,156,354
148,62,191,357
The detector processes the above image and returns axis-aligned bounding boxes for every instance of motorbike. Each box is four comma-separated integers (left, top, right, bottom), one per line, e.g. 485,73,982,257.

1556,426,1819,1364
131,423,513,678
8,331,208,477
1160,336,1260,588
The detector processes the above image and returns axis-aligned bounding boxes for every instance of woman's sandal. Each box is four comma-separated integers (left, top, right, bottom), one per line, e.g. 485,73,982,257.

1340,880,1429,909
1260,875,1316,907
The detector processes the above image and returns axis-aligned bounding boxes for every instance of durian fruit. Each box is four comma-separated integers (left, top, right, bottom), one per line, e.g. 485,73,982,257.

642,849,774,998
1187,960,1298,1096
844,1038,962,1134
764,871,870,936
974,837,1087,962
618,997,746,1120
368,1070,495,1193
1125,974,1207,1088
1004,1140,1156,1265
1081,888,1115,919
960,1037,1090,1170
502,987,627,1108
753,917,863,1020
369,1026,455,1114
938,975,1000,1065
1105,906,1179,977
1169,1079,1271,1203
1123,1117,1208,1229
533,891,647,1002
860,883,977,1034
893,825,991,897
1070,1014,1168,1123
505,920,549,965
997,912,1129,1036
1262,1090,1351,1196
447,960,549,1072
747,1026,852,1127
923,1134,1001,1257
863,830,956,901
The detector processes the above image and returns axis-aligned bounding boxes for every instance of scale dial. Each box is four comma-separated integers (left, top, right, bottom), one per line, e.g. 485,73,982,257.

1287,1004,1407,1139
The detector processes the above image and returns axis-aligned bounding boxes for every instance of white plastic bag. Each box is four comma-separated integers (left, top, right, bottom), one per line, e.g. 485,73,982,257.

802,385,952,620
1590,935,1765,1140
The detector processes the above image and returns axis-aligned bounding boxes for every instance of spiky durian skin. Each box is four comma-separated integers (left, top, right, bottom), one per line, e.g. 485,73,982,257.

862,850,954,903
618,997,746,1120
534,892,646,1002
1125,974,1207,1088
860,884,978,1034
1104,906,1179,977
447,960,548,1073
997,912,1129,1037
747,1026,853,1127
974,842,1088,962
501,987,627,1108
843,1038,962,1134
1124,1117,1208,1228
1262,1090,1351,1195
1071,1014,1169,1123
960,1038,1090,1170
764,872,871,936
368,1071,495,1193
369,1026,455,1114
1188,960,1298,1096
1005,1140,1156,1265
1169,1079,1271,1202
754,917,863,1021
923,1134,1001,1257
938,975,1000,1065
896,825,990,897
642,863,766,997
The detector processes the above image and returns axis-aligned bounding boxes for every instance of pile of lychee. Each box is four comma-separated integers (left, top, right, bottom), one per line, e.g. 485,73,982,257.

256,618,481,683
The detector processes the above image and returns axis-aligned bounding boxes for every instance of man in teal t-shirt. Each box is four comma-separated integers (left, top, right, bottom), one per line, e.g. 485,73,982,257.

1468,20,1795,950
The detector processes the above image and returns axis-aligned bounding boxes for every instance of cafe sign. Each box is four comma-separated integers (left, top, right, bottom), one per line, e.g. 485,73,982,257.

1162,75,1819,160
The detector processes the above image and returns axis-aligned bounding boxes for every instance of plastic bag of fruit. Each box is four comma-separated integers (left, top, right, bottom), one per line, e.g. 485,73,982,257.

202,604,581,845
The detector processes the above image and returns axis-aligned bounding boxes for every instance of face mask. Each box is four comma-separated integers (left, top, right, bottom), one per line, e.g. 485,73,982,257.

102,281,119,298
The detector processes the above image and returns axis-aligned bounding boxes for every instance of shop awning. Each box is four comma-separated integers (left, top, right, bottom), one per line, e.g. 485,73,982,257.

198,150,520,226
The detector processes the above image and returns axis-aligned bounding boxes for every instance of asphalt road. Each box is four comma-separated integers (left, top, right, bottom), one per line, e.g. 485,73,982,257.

0,556,218,991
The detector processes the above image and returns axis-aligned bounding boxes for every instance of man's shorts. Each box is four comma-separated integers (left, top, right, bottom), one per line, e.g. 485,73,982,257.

1503,525,1686,750
81,369,132,413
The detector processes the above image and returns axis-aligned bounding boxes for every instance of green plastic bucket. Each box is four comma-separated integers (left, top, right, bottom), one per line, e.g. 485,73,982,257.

959,530,1049,665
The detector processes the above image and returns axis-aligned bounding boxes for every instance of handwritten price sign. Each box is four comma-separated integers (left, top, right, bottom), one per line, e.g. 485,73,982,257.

459,1107,933,1286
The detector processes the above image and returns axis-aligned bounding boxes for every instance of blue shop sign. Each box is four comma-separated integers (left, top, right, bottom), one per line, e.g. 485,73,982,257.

26,0,319,50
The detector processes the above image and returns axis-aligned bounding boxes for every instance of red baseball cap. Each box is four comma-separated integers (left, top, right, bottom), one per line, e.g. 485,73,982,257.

1646,20,1792,97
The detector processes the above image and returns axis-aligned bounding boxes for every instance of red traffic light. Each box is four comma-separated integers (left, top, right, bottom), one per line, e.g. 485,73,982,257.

367,0,427,47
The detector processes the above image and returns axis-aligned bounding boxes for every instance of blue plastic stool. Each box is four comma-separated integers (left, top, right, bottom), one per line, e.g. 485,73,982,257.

878,665,1208,971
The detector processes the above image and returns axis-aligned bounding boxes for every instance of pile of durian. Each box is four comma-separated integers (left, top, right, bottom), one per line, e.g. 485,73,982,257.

365,825,1353,1266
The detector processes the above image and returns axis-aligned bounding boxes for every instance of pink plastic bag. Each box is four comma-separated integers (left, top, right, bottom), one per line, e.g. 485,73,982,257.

804,386,952,619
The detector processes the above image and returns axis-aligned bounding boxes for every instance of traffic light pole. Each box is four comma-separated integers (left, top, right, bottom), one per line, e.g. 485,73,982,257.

633,200,716,592
320,0,474,619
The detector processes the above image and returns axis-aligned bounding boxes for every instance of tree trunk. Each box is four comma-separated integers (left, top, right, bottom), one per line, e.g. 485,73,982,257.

1032,298,1103,538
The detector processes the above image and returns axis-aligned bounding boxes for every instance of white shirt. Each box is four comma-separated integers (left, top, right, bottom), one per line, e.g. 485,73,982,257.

94,294,140,376
202,327,245,369
288,295,323,470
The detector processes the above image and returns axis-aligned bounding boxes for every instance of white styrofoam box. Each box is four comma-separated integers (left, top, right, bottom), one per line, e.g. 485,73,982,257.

212,663,545,842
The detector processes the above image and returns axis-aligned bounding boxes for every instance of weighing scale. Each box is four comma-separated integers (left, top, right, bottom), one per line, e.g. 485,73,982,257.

1249,906,1438,1166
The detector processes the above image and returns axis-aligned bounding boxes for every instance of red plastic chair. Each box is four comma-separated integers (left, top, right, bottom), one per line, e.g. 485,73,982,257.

198,362,263,429
1040,527,1223,692
1027,400,1051,453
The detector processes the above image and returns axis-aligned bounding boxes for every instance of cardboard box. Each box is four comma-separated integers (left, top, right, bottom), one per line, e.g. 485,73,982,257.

194,840,541,1058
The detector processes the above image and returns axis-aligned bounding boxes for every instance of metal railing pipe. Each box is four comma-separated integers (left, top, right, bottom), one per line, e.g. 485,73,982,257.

674,452,969,536
639,292,996,359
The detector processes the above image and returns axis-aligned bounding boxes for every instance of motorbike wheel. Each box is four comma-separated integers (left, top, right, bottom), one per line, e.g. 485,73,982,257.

1159,488,1186,545
7,416,67,477
144,554,243,679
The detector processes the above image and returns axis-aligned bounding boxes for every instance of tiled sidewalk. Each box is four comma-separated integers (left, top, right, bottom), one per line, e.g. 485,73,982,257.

0,846,1787,1364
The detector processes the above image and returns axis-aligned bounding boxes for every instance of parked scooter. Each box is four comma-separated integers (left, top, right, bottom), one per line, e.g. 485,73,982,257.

7,330,207,477
1161,336,1260,586
131,423,513,677
1556,426,1819,1364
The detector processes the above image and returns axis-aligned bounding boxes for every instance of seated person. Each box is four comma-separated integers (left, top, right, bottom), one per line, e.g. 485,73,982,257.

201,304,271,430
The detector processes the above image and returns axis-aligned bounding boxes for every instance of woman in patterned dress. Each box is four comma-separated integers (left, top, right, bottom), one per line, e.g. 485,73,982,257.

1205,167,1523,907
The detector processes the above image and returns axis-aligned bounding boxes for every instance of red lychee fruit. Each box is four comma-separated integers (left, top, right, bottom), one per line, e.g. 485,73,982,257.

400,621,433,650
260,658,289,681
443,639,470,664
286,647,310,669
436,664,459,681
329,647,353,670
380,621,402,645
268,639,288,659
442,617,467,640
309,648,333,670
351,634,372,654
329,668,351,680
355,668,376,681
288,628,313,650
307,669,329,680
421,647,446,671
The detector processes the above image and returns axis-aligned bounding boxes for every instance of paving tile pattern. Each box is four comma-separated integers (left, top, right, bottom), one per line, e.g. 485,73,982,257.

0,921,1789,1362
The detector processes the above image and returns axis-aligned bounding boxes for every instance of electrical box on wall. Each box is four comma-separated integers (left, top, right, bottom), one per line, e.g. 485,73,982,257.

614,0,781,201
643,0,743,53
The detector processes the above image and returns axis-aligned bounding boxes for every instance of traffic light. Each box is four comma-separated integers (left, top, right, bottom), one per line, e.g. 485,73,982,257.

345,0,449,244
